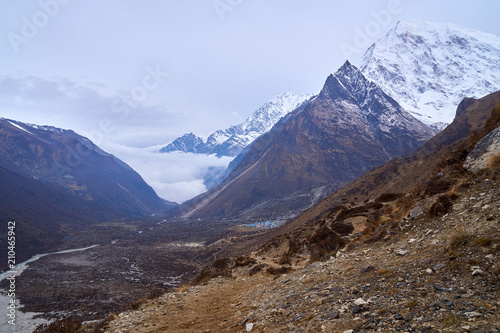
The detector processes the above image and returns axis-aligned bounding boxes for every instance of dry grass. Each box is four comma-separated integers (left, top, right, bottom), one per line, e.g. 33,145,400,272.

441,313,459,326
472,237,493,247
33,317,82,333
448,227,476,249
377,268,394,277
429,193,458,217
406,300,418,309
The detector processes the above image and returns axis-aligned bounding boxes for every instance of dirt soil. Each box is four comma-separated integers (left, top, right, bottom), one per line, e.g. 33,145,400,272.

103,169,499,333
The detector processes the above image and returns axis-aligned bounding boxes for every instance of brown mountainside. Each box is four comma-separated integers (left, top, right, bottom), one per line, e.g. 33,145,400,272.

179,62,435,219
197,90,500,264
101,91,500,333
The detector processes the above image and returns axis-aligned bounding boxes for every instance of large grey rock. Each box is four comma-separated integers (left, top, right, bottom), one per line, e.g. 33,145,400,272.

409,206,424,218
464,125,500,172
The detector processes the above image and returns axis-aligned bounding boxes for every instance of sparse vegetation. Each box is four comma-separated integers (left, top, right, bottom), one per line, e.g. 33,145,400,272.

441,313,459,326
429,192,458,217
33,317,82,333
377,268,394,276
448,227,476,249
472,237,493,247
375,192,404,202
406,300,418,309
266,266,292,275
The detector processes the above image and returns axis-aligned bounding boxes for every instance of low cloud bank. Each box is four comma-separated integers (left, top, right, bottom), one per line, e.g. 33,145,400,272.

101,142,232,204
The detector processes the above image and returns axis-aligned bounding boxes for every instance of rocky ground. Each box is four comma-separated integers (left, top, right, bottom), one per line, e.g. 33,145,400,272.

0,217,257,325
103,170,499,333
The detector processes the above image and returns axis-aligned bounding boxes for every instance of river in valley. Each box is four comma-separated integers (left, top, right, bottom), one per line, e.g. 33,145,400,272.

0,245,99,332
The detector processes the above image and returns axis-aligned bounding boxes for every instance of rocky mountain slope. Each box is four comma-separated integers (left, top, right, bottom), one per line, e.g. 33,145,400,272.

104,178,500,332
0,118,170,215
360,21,500,129
177,61,435,219
0,118,173,269
160,92,313,157
100,93,500,333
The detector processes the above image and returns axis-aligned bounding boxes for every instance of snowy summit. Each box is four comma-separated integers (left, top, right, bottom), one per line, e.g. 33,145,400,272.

160,92,314,157
360,21,500,129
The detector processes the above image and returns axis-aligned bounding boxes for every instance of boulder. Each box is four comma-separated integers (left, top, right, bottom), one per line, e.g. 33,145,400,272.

464,125,500,172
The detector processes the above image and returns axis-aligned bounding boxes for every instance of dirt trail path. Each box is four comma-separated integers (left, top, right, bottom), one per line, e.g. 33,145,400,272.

105,277,268,333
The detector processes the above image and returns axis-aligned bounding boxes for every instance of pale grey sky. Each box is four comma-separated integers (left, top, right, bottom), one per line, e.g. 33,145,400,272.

1,0,499,203
1,0,499,147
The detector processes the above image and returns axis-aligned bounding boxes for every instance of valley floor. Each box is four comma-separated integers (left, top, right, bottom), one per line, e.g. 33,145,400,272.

103,172,499,333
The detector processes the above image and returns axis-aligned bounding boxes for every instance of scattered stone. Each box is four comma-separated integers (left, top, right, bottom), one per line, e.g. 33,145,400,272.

360,265,375,274
343,330,354,333
471,269,484,276
433,283,452,292
394,313,404,320
328,311,340,320
409,238,416,243
410,206,424,218
354,298,368,305
433,263,445,271
396,250,408,256
464,311,481,318
352,305,362,314
425,268,433,274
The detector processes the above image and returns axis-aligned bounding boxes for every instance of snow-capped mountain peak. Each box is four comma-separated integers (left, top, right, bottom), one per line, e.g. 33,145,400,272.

241,92,314,133
359,20,500,128
160,92,314,157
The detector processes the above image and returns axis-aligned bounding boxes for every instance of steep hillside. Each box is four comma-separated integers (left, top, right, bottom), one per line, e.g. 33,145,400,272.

0,118,169,216
101,96,500,333
0,119,173,269
294,90,500,228
178,61,435,219
360,21,500,128
188,90,500,267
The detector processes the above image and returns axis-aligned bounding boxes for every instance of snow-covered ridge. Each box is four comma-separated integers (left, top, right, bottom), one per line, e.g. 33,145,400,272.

359,20,500,127
3,117,73,135
160,92,314,157
6,119,35,135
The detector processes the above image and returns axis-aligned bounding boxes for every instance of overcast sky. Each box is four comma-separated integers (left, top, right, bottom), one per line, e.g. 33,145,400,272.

1,0,499,203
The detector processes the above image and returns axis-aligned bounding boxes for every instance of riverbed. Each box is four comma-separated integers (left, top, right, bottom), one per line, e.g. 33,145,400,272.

0,245,99,332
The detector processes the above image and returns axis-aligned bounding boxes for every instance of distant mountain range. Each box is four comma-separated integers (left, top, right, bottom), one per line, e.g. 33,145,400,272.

0,118,175,267
360,21,500,129
161,21,500,159
176,61,436,219
157,21,500,198
160,92,313,158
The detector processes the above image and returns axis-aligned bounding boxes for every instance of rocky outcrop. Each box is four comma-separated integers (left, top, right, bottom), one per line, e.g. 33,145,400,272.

464,125,500,172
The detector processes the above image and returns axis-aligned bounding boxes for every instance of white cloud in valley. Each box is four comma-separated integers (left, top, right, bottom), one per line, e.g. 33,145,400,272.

100,142,233,204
